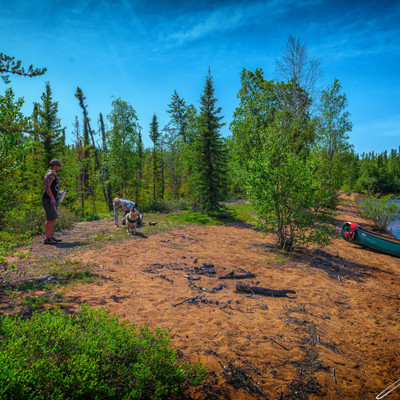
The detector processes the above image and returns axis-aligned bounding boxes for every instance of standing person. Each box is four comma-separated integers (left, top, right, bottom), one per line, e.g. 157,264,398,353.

42,159,63,244
113,198,138,227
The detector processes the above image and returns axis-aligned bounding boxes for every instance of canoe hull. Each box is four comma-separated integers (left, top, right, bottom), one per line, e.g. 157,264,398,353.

341,222,400,257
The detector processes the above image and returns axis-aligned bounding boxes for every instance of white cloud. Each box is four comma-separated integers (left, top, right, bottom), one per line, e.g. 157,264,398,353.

157,0,321,47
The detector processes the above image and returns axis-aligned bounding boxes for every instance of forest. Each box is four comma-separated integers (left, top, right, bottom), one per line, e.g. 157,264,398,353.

1,36,399,251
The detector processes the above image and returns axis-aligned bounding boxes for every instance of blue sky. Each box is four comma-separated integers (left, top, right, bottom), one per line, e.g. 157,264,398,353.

1,0,399,153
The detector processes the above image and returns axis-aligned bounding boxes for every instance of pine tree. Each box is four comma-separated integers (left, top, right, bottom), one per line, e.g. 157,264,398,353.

0,53,46,84
191,70,227,213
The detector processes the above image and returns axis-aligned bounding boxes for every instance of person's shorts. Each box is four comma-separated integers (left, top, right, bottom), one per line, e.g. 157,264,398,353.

42,196,58,221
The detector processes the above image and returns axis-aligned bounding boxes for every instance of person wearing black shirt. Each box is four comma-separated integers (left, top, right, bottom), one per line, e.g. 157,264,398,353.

42,159,63,245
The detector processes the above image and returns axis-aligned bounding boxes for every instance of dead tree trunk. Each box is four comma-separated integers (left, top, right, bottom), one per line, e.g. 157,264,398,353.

99,113,113,211
236,282,296,297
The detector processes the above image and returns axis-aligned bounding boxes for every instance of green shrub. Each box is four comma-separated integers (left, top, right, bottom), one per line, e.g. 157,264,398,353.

0,305,206,400
2,207,45,236
1,206,77,236
0,231,32,256
358,194,400,231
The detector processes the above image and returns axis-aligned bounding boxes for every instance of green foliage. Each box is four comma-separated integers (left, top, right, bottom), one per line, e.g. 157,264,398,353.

0,305,206,400
163,91,193,200
351,150,400,194
0,88,31,223
1,206,77,236
231,68,331,251
107,98,140,198
314,79,353,203
0,52,46,84
358,195,400,231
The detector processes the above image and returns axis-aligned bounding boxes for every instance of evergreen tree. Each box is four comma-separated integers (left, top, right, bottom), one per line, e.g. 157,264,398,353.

167,90,189,143
191,70,227,213
35,82,65,167
164,91,189,199
149,114,161,200
135,127,144,204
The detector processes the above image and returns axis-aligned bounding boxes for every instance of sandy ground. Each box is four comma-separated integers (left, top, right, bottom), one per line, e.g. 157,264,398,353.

2,196,400,399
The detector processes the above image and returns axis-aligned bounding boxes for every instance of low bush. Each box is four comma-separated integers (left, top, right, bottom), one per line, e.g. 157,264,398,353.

0,305,207,400
358,194,400,231
1,206,77,236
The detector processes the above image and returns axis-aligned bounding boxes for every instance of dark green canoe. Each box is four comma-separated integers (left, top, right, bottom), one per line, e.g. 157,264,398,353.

341,221,400,257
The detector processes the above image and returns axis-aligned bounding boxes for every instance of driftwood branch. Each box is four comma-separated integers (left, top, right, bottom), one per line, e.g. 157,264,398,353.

219,271,256,280
236,282,296,297
172,294,205,307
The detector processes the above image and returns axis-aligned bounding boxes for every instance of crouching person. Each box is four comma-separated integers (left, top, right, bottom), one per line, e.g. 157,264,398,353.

113,198,141,227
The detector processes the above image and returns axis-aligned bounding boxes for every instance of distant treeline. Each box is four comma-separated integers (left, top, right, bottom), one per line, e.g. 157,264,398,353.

342,149,400,194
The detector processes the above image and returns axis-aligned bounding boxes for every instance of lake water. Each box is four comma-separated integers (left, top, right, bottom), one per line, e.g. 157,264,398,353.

388,199,400,239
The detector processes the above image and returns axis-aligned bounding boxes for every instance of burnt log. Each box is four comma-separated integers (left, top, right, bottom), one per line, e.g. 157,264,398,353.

236,282,296,297
219,271,256,280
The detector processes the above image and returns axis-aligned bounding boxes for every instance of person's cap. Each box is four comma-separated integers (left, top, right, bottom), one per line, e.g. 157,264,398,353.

50,159,63,167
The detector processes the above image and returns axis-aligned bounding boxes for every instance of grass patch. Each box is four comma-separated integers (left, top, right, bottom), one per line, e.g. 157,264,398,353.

1,260,101,315
166,211,222,226
225,202,254,223
0,305,207,400
0,231,32,257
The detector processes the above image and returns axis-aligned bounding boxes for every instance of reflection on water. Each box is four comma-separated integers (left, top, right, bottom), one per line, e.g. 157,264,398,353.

388,199,400,239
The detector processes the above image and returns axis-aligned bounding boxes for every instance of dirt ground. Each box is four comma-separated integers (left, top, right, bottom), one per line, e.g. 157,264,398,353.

2,196,400,399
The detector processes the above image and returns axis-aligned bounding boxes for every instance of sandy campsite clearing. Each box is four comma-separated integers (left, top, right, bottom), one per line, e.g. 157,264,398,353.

2,196,400,399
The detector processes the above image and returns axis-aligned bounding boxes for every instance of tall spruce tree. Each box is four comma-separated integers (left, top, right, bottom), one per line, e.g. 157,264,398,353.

135,127,144,203
164,91,189,199
191,70,227,213
149,114,161,200
36,81,65,167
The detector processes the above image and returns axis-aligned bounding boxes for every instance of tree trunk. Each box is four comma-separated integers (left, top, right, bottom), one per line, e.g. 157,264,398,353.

236,282,296,297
